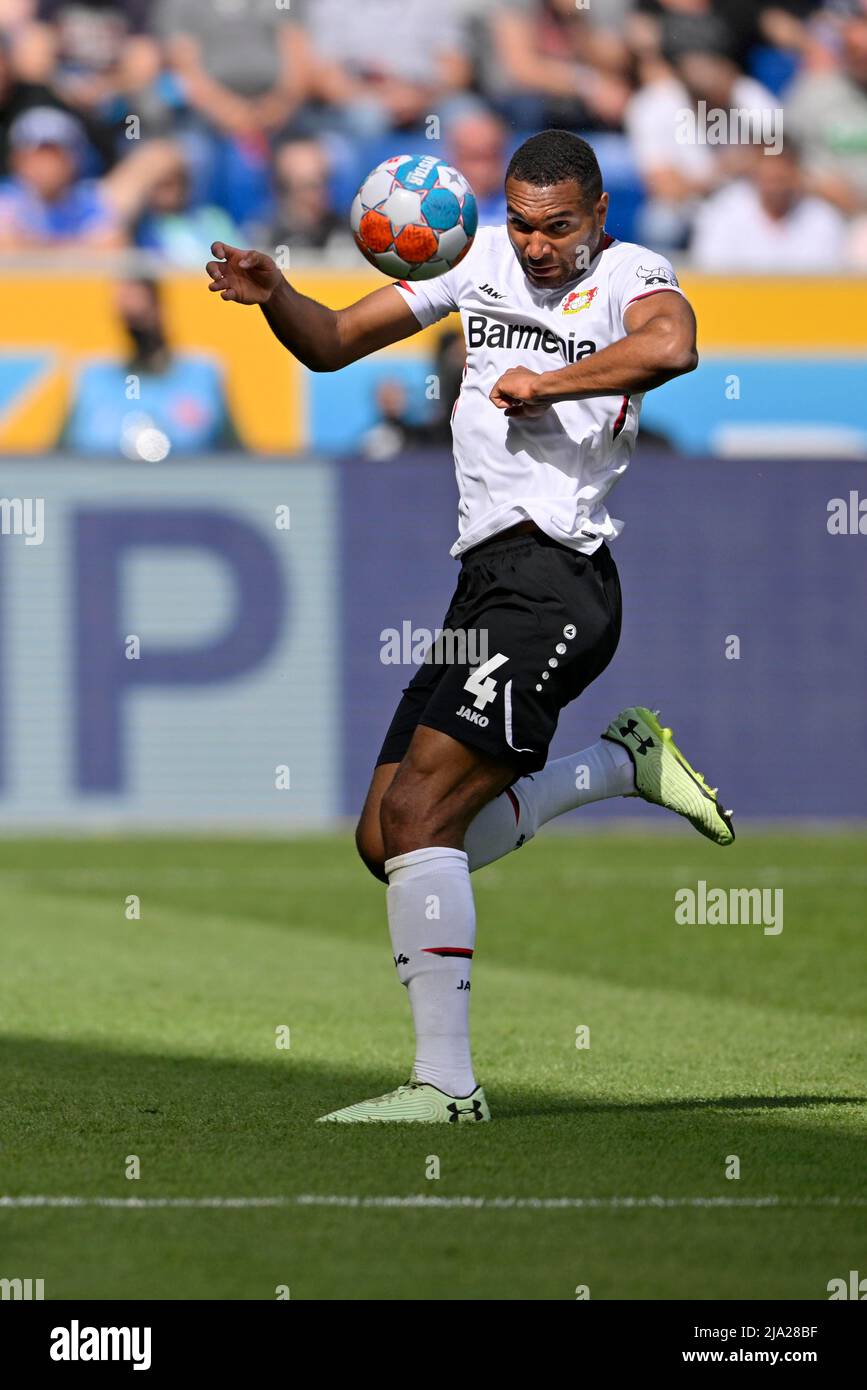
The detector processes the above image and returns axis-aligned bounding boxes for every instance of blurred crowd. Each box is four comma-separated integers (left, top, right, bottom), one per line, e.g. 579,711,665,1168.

0,0,866,270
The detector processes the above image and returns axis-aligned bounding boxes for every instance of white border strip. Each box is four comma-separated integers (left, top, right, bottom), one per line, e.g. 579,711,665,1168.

2,1194,865,1211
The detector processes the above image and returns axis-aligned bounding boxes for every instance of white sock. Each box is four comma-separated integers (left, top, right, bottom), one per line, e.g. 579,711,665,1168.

464,738,635,871
384,846,476,1098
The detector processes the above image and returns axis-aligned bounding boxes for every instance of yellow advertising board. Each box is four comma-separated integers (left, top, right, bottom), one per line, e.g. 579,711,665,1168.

2,271,865,452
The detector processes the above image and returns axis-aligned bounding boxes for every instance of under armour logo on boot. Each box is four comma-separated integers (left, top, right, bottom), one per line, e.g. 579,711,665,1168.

447,1099,484,1122
619,719,655,756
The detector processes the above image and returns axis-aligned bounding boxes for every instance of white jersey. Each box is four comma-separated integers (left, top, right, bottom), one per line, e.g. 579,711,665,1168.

393,225,686,557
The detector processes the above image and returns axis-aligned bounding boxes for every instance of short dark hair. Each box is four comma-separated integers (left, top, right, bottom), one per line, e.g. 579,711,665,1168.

506,128,603,208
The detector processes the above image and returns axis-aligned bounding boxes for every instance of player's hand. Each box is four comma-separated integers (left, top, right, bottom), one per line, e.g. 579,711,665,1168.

206,243,284,304
489,367,551,418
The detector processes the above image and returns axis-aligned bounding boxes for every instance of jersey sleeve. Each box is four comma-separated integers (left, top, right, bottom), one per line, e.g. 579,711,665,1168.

613,247,687,331
391,225,487,328
392,269,462,329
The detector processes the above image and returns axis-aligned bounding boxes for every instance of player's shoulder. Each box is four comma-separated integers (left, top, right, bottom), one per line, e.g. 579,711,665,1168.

392,223,503,313
461,221,505,268
602,238,682,293
409,221,498,288
440,221,509,292
603,237,676,270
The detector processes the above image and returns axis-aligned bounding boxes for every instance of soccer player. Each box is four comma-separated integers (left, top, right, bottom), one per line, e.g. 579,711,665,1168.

206,128,734,1124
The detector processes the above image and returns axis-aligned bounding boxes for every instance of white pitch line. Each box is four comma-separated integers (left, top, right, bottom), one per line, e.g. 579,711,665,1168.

296,1195,867,1211
0,1196,289,1209
1,1194,866,1212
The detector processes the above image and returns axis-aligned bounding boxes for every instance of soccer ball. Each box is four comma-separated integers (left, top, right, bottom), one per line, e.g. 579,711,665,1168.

350,153,478,280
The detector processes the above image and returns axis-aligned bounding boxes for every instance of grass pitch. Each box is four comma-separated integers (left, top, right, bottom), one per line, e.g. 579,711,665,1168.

1,828,864,1300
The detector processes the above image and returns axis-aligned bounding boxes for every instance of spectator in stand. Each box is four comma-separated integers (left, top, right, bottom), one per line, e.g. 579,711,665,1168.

17,2,159,107
628,0,755,69
0,28,67,175
63,276,235,454
429,326,467,443
445,106,508,227
154,0,311,225
361,378,436,461
0,104,176,248
844,205,867,263
627,2,822,72
483,0,632,132
292,0,472,138
626,46,778,248
753,3,832,76
362,324,469,459
0,0,36,29
266,138,344,253
13,0,167,163
690,138,847,267
135,146,241,266
786,13,867,213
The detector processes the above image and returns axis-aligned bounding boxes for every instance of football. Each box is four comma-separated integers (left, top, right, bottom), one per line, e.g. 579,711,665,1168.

350,153,478,280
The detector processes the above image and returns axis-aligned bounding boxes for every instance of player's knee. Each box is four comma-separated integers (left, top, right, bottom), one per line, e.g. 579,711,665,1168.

380,779,445,859
354,818,387,883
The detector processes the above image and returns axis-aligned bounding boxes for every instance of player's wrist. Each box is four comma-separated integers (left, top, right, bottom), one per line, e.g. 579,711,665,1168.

260,274,289,312
263,273,286,304
534,368,572,402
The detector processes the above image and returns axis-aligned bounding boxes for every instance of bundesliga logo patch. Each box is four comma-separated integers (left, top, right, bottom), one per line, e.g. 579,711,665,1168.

560,287,598,315
636,265,679,288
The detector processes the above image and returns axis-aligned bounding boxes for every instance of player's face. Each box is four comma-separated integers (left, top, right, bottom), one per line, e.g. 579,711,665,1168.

505,178,609,289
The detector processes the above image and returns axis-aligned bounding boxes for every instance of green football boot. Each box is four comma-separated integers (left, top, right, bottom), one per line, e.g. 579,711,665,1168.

602,705,735,846
317,1074,490,1124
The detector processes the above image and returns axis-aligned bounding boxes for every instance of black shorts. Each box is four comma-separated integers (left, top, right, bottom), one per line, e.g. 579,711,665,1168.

376,529,622,774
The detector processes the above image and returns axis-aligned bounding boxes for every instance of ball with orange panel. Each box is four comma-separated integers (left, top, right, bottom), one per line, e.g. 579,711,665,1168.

351,153,478,280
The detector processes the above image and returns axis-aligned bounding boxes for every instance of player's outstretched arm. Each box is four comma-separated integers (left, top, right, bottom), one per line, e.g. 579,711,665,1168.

490,291,698,415
205,243,422,371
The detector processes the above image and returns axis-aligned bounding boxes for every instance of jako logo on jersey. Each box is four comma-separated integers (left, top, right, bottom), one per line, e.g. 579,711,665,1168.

479,283,506,299
467,314,596,364
457,705,489,727
561,286,598,315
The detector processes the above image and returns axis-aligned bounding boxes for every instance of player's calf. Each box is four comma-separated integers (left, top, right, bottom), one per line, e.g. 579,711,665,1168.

354,823,388,883
354,762,398,882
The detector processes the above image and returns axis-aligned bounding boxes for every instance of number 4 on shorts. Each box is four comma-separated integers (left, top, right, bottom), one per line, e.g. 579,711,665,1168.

464,653,509,710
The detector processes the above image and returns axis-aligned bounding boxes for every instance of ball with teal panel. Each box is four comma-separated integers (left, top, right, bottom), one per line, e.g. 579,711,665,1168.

350,153,478,280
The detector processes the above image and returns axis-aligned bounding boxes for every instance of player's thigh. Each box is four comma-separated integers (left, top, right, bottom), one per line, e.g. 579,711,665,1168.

380,725,516,853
